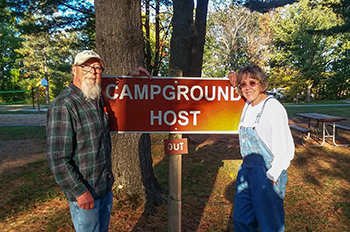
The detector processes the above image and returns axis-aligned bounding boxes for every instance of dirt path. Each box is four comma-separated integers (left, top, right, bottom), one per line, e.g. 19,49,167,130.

0,114,47,174
0,139,46,175
0,114,46,127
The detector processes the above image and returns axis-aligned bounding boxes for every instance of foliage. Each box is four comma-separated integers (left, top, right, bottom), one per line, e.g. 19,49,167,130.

325,35,350,99
203,4,271,78
243,0,350,35
268,66,300,102
0,0,95,100
16,31,79,101
0,0,349,102
269,0,347,100
319,0,350,34
0,6,23,91
141,0,173,77
0,89,31,104
7,0,95,39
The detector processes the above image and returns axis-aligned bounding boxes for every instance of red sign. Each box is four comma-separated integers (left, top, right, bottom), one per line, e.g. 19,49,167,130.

164,138,188,155
101,76,245,133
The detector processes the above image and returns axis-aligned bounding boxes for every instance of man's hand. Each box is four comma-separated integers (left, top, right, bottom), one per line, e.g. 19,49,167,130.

76,191,95,210
129,66,152,80
228,72,237,88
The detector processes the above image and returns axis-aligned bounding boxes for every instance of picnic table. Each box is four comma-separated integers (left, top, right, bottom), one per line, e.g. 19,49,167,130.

295,113,349,146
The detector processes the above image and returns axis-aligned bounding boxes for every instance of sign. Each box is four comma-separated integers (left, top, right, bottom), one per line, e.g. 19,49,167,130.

40,79,48,86
164,138,188,155
101,76,245,133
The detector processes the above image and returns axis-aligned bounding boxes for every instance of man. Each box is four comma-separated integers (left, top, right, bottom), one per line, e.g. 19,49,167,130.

46,50,150,232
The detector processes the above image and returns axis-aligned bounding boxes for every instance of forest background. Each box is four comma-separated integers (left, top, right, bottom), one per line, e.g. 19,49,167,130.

0,0,350,104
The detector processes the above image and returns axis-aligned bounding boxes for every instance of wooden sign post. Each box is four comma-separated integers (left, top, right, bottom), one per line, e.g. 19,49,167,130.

164,137,188,232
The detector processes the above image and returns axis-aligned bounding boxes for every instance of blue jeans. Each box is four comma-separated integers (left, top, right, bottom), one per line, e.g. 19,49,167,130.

234,155,285,232
69,191,113,232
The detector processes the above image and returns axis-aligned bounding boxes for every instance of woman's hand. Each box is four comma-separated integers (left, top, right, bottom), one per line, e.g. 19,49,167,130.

228,72,237,87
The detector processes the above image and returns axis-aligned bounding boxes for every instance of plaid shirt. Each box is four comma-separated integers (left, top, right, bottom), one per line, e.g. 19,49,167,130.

46,83,114,201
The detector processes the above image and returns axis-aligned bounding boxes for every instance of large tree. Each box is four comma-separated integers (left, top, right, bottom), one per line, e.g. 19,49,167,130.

203,5,271,77
6,0,95,39
169,0,209,77
269,0,344,100
4,0,96,103
0,6,22,92
143,0,172,76
95,0,163,213
243,0,349,34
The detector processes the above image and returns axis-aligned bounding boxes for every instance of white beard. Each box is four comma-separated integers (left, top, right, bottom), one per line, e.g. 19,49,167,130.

81,81,101,100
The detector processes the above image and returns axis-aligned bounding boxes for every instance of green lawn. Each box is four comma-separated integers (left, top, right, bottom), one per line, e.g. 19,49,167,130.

285,104,350,119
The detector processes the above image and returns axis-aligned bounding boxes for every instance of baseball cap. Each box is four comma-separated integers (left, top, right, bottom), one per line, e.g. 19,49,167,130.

74,50,105,68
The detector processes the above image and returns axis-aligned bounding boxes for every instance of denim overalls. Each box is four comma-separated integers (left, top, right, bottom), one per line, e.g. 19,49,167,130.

234,97,287,232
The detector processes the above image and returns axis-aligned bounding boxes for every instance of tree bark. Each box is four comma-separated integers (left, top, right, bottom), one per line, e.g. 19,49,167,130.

169,0,209,77
169,0,194,76
190,0,209,77
145,0,152,73
95,0,163,212
153,0,160,76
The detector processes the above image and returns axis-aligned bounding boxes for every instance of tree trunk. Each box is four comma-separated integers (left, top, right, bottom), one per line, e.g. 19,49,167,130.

145,0,152,73
190,0,209,77
169,0,209,77
153,0,160,76
307,84,312,102
95,0,163,212
169,0,194,76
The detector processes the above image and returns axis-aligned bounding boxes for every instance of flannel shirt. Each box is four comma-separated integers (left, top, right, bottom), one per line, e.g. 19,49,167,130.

46,83,114,201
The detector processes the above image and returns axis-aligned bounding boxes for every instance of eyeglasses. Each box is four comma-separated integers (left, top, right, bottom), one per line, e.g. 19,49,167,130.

238,80,260,89
77,65,104,74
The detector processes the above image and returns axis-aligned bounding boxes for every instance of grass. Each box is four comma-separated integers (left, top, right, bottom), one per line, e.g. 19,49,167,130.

0,102,350,231
284,100,349,105
0,158,62,220
0,127,46,141
0,110,46,115
284,104,350,119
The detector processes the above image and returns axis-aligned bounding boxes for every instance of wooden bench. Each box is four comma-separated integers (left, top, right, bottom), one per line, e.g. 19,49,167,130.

328,123,350,132
289,125,310,145
326,123,350,146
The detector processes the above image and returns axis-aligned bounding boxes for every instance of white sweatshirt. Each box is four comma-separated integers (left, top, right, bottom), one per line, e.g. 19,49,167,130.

239,97,295,182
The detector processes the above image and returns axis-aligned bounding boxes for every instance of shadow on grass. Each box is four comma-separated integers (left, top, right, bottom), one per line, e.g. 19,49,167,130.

44,209,74,232
293,146,350,186
224,178,236,232
0,157,76,231
133,134,241,231
0,158,61,221
286,144,350,231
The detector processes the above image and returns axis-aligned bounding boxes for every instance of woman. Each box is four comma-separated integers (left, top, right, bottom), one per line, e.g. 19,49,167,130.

233,64,294,232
